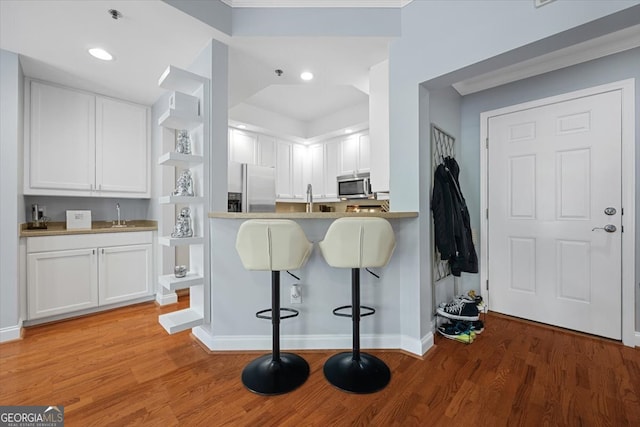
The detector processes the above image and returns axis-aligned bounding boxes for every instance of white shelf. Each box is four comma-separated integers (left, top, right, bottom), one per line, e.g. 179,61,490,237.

159,273,204,291
158,152,203,167
158,109,202,131
158,65,207,94
158,236,204,247
159,195,204,204
158,308,203,334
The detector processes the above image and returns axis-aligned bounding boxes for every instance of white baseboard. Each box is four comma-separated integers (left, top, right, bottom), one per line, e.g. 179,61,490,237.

155,291,177,306
0,323,23,343
634,331,640,347
191,332,431,356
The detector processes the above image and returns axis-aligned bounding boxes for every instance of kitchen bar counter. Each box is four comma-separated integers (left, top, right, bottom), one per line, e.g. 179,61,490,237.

19,220,157,237
209,211,418,219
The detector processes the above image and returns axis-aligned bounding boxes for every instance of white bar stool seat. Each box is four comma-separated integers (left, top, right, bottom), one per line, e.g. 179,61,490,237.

236,219,312,395
318,217,396,394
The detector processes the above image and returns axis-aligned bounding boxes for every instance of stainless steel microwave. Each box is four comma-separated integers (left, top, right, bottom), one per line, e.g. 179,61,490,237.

337,172,373,200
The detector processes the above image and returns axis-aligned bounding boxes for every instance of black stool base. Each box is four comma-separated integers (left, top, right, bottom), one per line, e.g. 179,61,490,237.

242,353,310,395
323,352,390,394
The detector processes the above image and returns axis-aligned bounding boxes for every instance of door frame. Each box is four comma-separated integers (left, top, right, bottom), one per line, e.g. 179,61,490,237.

479,79,636,346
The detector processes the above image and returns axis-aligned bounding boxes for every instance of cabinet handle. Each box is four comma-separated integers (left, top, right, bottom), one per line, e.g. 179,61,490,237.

92,249,95,255
101,248,104,254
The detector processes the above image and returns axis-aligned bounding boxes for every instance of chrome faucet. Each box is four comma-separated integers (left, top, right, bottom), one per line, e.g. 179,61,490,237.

116,203,121,225
112,202,127,227
306,184,313,213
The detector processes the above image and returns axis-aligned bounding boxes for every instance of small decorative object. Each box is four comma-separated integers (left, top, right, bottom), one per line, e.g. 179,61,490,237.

171,207,193,238
172,169,195,197
175,129,192,155
174,265,188,278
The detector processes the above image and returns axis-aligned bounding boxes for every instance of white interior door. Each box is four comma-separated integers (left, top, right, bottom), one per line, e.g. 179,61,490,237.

487,90,622,339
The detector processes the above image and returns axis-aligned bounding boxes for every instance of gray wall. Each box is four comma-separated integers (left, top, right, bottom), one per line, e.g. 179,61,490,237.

459,47,640,329
22,195,151,223
0,49,23,336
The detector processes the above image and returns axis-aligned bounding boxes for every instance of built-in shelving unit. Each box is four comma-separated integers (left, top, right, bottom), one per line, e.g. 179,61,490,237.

158,272,204,291
156,64,210,335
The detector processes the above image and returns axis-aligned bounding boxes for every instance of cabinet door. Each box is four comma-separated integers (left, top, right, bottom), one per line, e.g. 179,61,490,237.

324,141,340,199
99,244,152,305
27,248,98,319
292,144,308,199
276,141,293,199
309,144,324,198
358,134,371,173
229,129,256,164
96,97,149,196
28,81,95,193
340,135,359,175
257,135,276,167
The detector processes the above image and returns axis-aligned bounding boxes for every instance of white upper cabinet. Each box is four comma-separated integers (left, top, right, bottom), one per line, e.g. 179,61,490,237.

25,80,150,198
339,132,370,176
309,144,324,199
228,129,256,164
96,97,149,195
276,141,293,199
324,140,340,200
27,81,96,193
257,134,276,168
292,144,308,199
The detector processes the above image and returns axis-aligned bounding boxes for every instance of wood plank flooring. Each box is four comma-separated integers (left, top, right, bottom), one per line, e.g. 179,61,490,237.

1,296,640,426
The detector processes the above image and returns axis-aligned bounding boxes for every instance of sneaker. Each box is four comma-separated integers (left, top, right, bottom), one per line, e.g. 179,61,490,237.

470,320,484,334
437,323,473,344
437,299,479,321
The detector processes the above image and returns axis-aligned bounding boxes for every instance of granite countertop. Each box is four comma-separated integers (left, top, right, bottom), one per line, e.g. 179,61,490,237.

20,220,158,237
209,212,418,219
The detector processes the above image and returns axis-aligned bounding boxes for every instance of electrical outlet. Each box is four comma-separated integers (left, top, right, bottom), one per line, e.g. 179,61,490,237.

290,284,302,304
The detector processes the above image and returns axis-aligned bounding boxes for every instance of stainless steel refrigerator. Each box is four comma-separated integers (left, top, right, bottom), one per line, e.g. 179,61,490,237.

228,162,276,212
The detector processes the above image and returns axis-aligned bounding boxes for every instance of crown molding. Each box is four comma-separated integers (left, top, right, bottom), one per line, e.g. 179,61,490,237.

221,0,412,7
452,24,640,96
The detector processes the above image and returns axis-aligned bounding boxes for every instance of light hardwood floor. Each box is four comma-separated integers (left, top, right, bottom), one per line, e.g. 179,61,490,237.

1,296,640,426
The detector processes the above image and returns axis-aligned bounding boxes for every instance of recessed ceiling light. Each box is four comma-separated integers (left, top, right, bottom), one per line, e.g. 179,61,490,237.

88,48,113,61
300,71,314,81
237,124,247,129
344,129,352,134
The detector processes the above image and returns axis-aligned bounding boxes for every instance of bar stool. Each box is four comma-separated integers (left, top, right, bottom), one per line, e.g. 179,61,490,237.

235,219,313,395
318,217,396,393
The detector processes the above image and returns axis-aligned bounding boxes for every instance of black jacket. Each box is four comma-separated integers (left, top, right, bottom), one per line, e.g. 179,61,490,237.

431,157,478,276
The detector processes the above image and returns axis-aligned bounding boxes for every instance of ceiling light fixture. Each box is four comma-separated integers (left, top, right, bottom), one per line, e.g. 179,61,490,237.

237,124,247,129
344,129,352,134
300,71,314,81
88,48,113,61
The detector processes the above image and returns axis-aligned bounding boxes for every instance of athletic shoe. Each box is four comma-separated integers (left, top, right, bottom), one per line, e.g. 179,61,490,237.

470,320,484,334
437,299,480,321
437,323,474,344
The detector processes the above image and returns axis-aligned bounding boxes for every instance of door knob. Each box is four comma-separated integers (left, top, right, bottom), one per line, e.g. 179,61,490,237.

592,224,616,233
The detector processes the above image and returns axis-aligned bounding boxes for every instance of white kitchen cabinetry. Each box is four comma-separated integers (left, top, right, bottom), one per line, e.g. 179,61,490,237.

292,144,308,199
27,248,98,319
229,129,256,164
157,65,209,335
96,97,149,195
324,140,341,199
257,134,276,167
275,141,308,201
339,133,370,176
99,244,152,305
26,232,153,321
25,80,150,198
309,144,324,199
276,141,293,199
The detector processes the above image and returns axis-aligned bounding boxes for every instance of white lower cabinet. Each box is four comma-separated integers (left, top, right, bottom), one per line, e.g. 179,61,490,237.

27,248,98,319
99,244,152,305
26,232,153,321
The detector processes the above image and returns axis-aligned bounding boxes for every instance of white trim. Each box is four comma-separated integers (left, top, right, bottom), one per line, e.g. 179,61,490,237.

453,24,640,96
480,79,636,346
221,0,412,7
634,331,640,348
0,324,22,343
155,291,178,306
191,332,430,356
